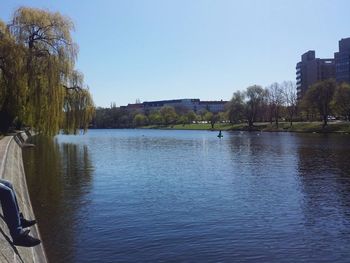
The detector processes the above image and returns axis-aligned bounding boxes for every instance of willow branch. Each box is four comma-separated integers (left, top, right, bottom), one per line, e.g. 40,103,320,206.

62,84,83,91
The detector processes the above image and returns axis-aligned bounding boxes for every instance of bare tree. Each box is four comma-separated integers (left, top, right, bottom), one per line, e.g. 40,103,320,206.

282,81,297,127
267,82,284,127
245,85,265,128
265,88,274,124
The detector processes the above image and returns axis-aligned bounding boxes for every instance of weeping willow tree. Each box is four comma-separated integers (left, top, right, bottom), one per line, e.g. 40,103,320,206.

63,71,95,134
0,20,27,132
0,7,94,135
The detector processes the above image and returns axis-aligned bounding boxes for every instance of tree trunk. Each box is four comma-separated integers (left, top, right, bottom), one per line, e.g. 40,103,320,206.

248,119,253,128
274,107,279,128
323,114,328,128
269,106,273,124
289,112,294,127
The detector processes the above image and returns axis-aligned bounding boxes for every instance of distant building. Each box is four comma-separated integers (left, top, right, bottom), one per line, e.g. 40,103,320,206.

122,103,144,113
143,99,200,113
296,50,335,100
197,100,227,113
335,37,350,83
123,98,228,114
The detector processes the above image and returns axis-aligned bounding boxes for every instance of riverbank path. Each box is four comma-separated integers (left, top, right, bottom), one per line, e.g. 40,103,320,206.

0,134,47,263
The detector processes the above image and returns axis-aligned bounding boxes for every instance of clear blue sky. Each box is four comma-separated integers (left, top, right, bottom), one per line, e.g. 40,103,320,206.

1,0,349,107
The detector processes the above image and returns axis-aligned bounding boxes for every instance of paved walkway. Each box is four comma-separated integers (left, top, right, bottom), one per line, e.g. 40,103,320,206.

0,134,47,263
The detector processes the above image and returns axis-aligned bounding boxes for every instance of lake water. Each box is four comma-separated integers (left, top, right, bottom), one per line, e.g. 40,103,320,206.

23,129,350,262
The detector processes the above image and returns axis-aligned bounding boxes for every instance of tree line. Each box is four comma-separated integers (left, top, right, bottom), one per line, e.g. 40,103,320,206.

0,7,94,135
301,79,350,126
93,79,350,130
227,79,350,129
92,81,297,129
92,103,227,129
228,79,350,128
226,81,297,128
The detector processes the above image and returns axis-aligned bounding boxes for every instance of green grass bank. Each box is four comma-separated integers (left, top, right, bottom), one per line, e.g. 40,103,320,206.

141,121,350,134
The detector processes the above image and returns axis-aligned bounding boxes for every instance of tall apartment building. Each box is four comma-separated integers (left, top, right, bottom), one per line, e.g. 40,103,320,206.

335,37,350,83
296,50,335,100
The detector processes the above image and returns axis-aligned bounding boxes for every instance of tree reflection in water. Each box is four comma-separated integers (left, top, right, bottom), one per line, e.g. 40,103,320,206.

296,134,350,227
22,131,350,262
23,135,94,263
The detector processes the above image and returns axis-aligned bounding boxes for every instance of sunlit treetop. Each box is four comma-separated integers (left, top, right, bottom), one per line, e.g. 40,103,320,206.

0,7,95,135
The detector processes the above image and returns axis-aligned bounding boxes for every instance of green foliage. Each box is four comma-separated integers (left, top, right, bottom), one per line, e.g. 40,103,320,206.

0,18,27,131
63,86,95,134
204,111,219,129
204,112,213,122
218,112,228,122
177,111,198,126
227,91,245,123
186,111,197,124
245,85,265,127
133,113,148,127
332,82,350,120
160,106,177,125
302,79,336,127
93,106,225,129
0,7,94,135
93,107,133,128
225,82,298,128
91,78,350,132
178,115,188,126
148,111,163,125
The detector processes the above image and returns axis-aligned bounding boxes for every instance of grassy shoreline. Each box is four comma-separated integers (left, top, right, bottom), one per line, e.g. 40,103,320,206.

141,121,350,134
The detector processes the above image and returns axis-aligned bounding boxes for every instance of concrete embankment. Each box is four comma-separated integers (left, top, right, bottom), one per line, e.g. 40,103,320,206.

0,132,47,263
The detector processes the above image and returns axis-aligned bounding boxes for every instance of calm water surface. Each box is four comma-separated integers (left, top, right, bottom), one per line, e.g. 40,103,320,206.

23,130,350,262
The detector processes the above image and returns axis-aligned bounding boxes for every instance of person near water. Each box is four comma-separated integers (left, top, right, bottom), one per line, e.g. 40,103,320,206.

218,130,223,138
0,179,41,247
